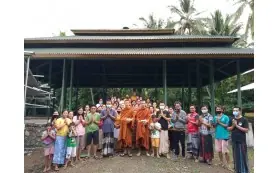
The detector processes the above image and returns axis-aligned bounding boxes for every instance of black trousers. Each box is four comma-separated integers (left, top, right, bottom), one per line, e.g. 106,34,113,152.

172,131,185,157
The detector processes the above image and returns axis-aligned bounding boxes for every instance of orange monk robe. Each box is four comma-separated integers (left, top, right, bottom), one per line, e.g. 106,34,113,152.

118,107,135,148
135,108,151,150
114,113,121,127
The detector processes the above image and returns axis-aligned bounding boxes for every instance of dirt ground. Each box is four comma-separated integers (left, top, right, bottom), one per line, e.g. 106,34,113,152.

24,148,254,173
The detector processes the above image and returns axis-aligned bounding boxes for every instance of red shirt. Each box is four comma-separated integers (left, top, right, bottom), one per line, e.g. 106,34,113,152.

187,112,199,133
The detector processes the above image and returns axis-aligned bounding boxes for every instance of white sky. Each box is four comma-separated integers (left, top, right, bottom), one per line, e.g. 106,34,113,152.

24,0,249,38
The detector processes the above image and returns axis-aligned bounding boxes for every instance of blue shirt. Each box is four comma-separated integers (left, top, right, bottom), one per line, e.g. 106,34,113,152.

101,109,116,133
213,114,230,140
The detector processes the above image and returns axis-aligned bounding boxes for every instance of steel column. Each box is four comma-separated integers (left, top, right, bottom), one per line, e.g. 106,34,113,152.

163,60,167,105
69,60,74,110
24,56,31,114
196,59,201,110
187,66,192,110
182,86,185,109
209,60,215,116
75,88,79,108
236,60,242,108
60,59,66,113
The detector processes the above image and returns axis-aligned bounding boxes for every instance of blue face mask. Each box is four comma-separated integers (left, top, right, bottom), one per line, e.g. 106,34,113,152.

233,111,239,117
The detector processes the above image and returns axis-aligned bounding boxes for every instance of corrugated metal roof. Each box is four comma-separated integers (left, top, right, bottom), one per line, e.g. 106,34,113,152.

24,47,253,55
24,35,238,41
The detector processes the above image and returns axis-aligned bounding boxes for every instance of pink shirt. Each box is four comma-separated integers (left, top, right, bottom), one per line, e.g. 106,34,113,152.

73,116,85,136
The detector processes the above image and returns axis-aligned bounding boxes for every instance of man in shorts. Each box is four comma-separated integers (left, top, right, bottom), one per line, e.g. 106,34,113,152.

84,105,101,159
213,105,230,169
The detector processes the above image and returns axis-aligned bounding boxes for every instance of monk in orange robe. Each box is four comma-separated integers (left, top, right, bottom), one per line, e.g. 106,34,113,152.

118,100,135,157
135,100,151,156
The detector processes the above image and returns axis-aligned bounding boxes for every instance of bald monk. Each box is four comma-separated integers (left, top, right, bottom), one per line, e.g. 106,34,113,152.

135,100,152,156
118,100,135,157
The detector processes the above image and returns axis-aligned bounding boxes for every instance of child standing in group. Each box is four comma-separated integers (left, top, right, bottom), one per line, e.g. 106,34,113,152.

41,123,56,172
64,122,77,169
149,114,161,158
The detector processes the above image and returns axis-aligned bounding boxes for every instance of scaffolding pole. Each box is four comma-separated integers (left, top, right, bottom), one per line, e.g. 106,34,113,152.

47,60,52,117
163,60,167,105
24,56,31,114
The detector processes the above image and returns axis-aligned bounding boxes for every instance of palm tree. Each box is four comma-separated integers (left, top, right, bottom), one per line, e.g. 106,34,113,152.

207,10,242,36
168,0,206,35
232,0,254,40
138,14,176,29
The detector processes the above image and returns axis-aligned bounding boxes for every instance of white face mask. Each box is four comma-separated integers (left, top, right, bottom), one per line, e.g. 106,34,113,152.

201,109,208,114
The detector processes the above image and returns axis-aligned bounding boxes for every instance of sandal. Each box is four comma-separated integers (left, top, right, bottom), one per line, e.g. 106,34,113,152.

120,153,126,157
93,155,99,159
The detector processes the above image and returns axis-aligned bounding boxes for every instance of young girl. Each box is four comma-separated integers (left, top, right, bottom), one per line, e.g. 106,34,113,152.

41,123,56,172
149,114,161,158
64,122,77,169
73,107,85,161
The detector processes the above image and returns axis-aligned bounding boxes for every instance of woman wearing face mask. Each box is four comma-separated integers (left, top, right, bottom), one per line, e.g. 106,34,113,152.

213,105,231,169
186,105,200,162
198,105,214,165
157,102,171,159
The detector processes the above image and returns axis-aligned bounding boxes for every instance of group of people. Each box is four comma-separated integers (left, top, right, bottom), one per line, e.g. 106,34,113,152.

41,93,250,173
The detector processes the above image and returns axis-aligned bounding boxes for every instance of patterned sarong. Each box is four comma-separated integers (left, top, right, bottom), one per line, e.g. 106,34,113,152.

52,136,66,164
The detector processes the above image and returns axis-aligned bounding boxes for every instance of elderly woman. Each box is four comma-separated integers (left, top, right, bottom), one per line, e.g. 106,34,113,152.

52,110,71,171
101,100,117,157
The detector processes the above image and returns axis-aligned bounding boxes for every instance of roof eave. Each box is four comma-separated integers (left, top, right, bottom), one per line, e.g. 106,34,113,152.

71,29,175,35
31,53,254,59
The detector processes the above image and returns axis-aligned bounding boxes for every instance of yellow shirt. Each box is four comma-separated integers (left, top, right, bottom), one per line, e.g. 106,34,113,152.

55,117,72,136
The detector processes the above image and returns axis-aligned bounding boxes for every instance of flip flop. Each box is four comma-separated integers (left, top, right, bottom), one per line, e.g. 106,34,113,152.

93,155,99,159
120,153,126,157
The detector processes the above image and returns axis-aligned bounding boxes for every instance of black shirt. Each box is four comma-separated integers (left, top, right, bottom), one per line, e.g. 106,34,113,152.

158,110,170,130
229,117,249,143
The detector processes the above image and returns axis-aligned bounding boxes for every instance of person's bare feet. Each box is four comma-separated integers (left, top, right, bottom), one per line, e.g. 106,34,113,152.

70,163,75,167
46,167,51,172
151,153,154,157
63,165,68,169
166,153,170,159
156,154,160,158
43,167,47,173
54,166,59,171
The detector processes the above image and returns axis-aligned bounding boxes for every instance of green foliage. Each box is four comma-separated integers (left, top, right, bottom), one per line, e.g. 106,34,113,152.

168,0,207,35
207,10,242,36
